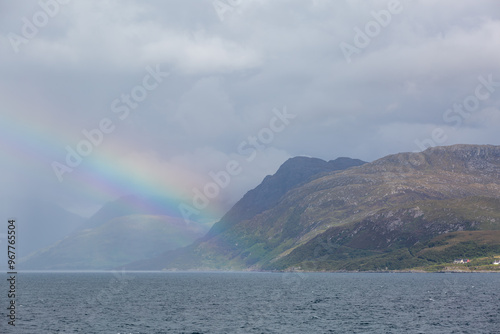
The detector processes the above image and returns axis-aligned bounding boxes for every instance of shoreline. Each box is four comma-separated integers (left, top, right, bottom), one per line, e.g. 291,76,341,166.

8,267,500,274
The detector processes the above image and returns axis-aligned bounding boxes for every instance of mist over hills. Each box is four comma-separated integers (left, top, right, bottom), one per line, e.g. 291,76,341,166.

20,195,208,270
20,144,500,271
127,144,500,272
206,156,367,237
0,198,84,265
20,157,366,270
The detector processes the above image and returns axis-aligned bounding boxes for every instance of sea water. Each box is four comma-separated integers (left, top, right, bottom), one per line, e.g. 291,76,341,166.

0,272,499,333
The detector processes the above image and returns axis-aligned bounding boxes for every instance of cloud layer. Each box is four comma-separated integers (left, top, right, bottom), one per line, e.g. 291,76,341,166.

1,0,499,221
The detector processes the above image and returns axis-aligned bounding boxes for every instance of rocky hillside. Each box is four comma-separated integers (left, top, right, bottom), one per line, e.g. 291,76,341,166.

128,144,500,271
206,156,367,236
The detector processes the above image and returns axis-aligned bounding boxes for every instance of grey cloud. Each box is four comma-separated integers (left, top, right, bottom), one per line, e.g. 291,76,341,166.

1,0,499,223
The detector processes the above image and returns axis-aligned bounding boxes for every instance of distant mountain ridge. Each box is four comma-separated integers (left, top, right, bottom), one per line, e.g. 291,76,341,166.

126,144,500,271
0,198,84,263
78,194,184,231
20,195,208,270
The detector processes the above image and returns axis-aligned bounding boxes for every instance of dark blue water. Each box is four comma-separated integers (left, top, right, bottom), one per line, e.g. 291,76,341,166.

1,272,499,333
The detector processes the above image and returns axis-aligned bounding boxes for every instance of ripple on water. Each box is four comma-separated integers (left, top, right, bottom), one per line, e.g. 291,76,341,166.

0,272,498,333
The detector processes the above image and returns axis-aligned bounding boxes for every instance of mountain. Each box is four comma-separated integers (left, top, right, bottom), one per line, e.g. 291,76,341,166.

206,156,367,236
20,195,208,270
76,194,185,231
0,198,84,263
126,144,500,271
126,156,368,269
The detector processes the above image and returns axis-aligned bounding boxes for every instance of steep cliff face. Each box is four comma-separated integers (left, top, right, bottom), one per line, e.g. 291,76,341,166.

128,145,500,271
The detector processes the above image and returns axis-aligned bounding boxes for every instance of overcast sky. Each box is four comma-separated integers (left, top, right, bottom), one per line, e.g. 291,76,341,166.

1,0,499,222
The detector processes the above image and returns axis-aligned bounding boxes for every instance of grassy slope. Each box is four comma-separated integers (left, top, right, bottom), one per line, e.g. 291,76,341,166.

268,197,500,272
413,231,500,271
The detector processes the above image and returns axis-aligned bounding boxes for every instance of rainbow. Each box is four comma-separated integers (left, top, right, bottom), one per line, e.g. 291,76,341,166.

1,103,224,226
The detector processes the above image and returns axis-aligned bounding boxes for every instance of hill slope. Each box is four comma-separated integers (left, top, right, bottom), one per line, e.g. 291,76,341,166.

0,198,84,264
128,145,500,271
206,156,367,236
20,196,208,270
